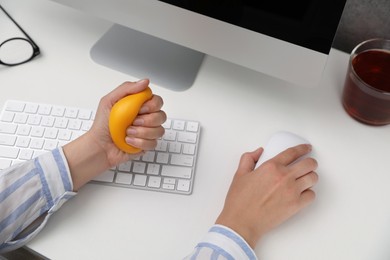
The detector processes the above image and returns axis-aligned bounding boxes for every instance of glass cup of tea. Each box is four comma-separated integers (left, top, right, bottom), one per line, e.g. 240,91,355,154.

342,38,390,126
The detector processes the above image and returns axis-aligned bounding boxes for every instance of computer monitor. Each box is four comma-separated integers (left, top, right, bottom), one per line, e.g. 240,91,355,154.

50,0,346,91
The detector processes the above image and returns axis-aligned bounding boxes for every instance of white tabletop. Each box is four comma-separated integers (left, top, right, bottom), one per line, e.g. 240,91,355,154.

2,0,390,259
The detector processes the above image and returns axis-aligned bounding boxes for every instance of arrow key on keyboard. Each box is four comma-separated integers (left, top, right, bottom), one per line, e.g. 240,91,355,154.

177,179,191,192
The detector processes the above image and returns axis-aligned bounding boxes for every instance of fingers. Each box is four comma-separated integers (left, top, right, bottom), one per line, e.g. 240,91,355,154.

139,95,164,115
298,189,316,209
235,148,263,176
125,136,158,151
124,108,166,151
290,157,318,179
296,171,319,193
133,110,167,127
272,144,311,166
126,125,165,140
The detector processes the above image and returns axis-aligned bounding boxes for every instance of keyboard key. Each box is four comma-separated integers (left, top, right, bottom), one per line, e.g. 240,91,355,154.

19,149,34,160
170,154,194,167
168,142,181,153
0,134,17,146
177,179,191,192
161,165,192,179
115,172,133,184
133,174,147,186
0,123,17,134
30,139,44,149
37,104,52,115
118,161,132,172
93,170,115,182
54,118,69,128
44,140,58,150
52,106,65,117
16,125,31,136
172,120,185,130
1,112,15,122
177,132,197,143
5,101,25,112
146,164,160,175
14,114,28,124
155,140,168,151
133,162,146,173
41,117,55,127
27,115,42,125
0,146,19,159
15,136,30,148
68,119,82,130
65,108,78,118
182,144,196,155
186,121,199,132
162,184,175,190
0,159,12,170
31,126,45,137
142,151,155,162
78,109,92,120
156,152,169,164
163,130,176,141
148,176,161,188
58,130,72,141
44,128,58,139
163,178,176,185
162,119,172,129
81,121,93,131
25,103,39,114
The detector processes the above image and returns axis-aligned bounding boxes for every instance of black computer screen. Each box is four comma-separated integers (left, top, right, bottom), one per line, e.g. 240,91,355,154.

159,0,346,54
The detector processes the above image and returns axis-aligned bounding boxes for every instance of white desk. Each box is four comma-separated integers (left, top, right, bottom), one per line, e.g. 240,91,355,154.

2,0,390,259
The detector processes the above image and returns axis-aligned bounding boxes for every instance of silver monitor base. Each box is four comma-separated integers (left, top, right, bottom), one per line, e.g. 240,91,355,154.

90,24,205,91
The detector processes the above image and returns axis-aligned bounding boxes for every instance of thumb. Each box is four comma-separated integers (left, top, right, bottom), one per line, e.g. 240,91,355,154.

235,148,263,176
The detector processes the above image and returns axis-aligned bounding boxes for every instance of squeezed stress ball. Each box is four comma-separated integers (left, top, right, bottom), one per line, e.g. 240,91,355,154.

109,87,153,153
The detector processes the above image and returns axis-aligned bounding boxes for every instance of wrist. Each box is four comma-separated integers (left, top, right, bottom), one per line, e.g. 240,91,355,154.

63,131,111,191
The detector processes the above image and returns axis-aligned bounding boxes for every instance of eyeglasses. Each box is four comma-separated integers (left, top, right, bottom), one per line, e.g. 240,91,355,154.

0,5,40,66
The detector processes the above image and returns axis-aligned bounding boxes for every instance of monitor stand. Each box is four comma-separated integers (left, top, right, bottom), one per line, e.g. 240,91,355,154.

90,24,205,91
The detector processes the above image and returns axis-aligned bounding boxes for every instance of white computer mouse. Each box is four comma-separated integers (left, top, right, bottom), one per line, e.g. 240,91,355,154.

256,131,311,167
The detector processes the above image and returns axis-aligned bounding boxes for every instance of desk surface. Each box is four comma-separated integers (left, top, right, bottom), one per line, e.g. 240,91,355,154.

2,0,390,259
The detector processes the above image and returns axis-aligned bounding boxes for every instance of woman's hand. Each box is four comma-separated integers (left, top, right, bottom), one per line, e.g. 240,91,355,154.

215,144,318,248
63,79,166,190
89,79,166,167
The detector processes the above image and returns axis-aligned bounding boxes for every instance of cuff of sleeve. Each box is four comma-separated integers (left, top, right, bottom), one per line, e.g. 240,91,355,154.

37,148,76,213
197,224,258,260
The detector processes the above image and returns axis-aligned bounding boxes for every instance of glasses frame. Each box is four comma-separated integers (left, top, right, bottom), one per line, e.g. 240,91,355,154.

0,4,40,66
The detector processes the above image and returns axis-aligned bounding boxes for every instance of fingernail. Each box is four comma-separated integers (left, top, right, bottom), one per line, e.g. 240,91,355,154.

136,78,148,84
127,127,137,135
133,118,144,126
139,106,149,114
125,137,136,145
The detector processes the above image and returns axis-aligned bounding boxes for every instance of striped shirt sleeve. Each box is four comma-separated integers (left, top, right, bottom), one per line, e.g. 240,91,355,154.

0,147,76,253
184,225,258,260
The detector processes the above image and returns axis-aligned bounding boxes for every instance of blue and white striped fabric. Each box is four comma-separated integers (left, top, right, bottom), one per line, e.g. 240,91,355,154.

0,148,76,253
185,225,257,260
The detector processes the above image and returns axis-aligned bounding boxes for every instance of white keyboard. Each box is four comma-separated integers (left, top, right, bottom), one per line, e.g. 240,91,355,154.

0,100,200,195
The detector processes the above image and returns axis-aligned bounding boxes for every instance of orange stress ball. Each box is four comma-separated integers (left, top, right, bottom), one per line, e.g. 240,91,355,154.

109,87,153,153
